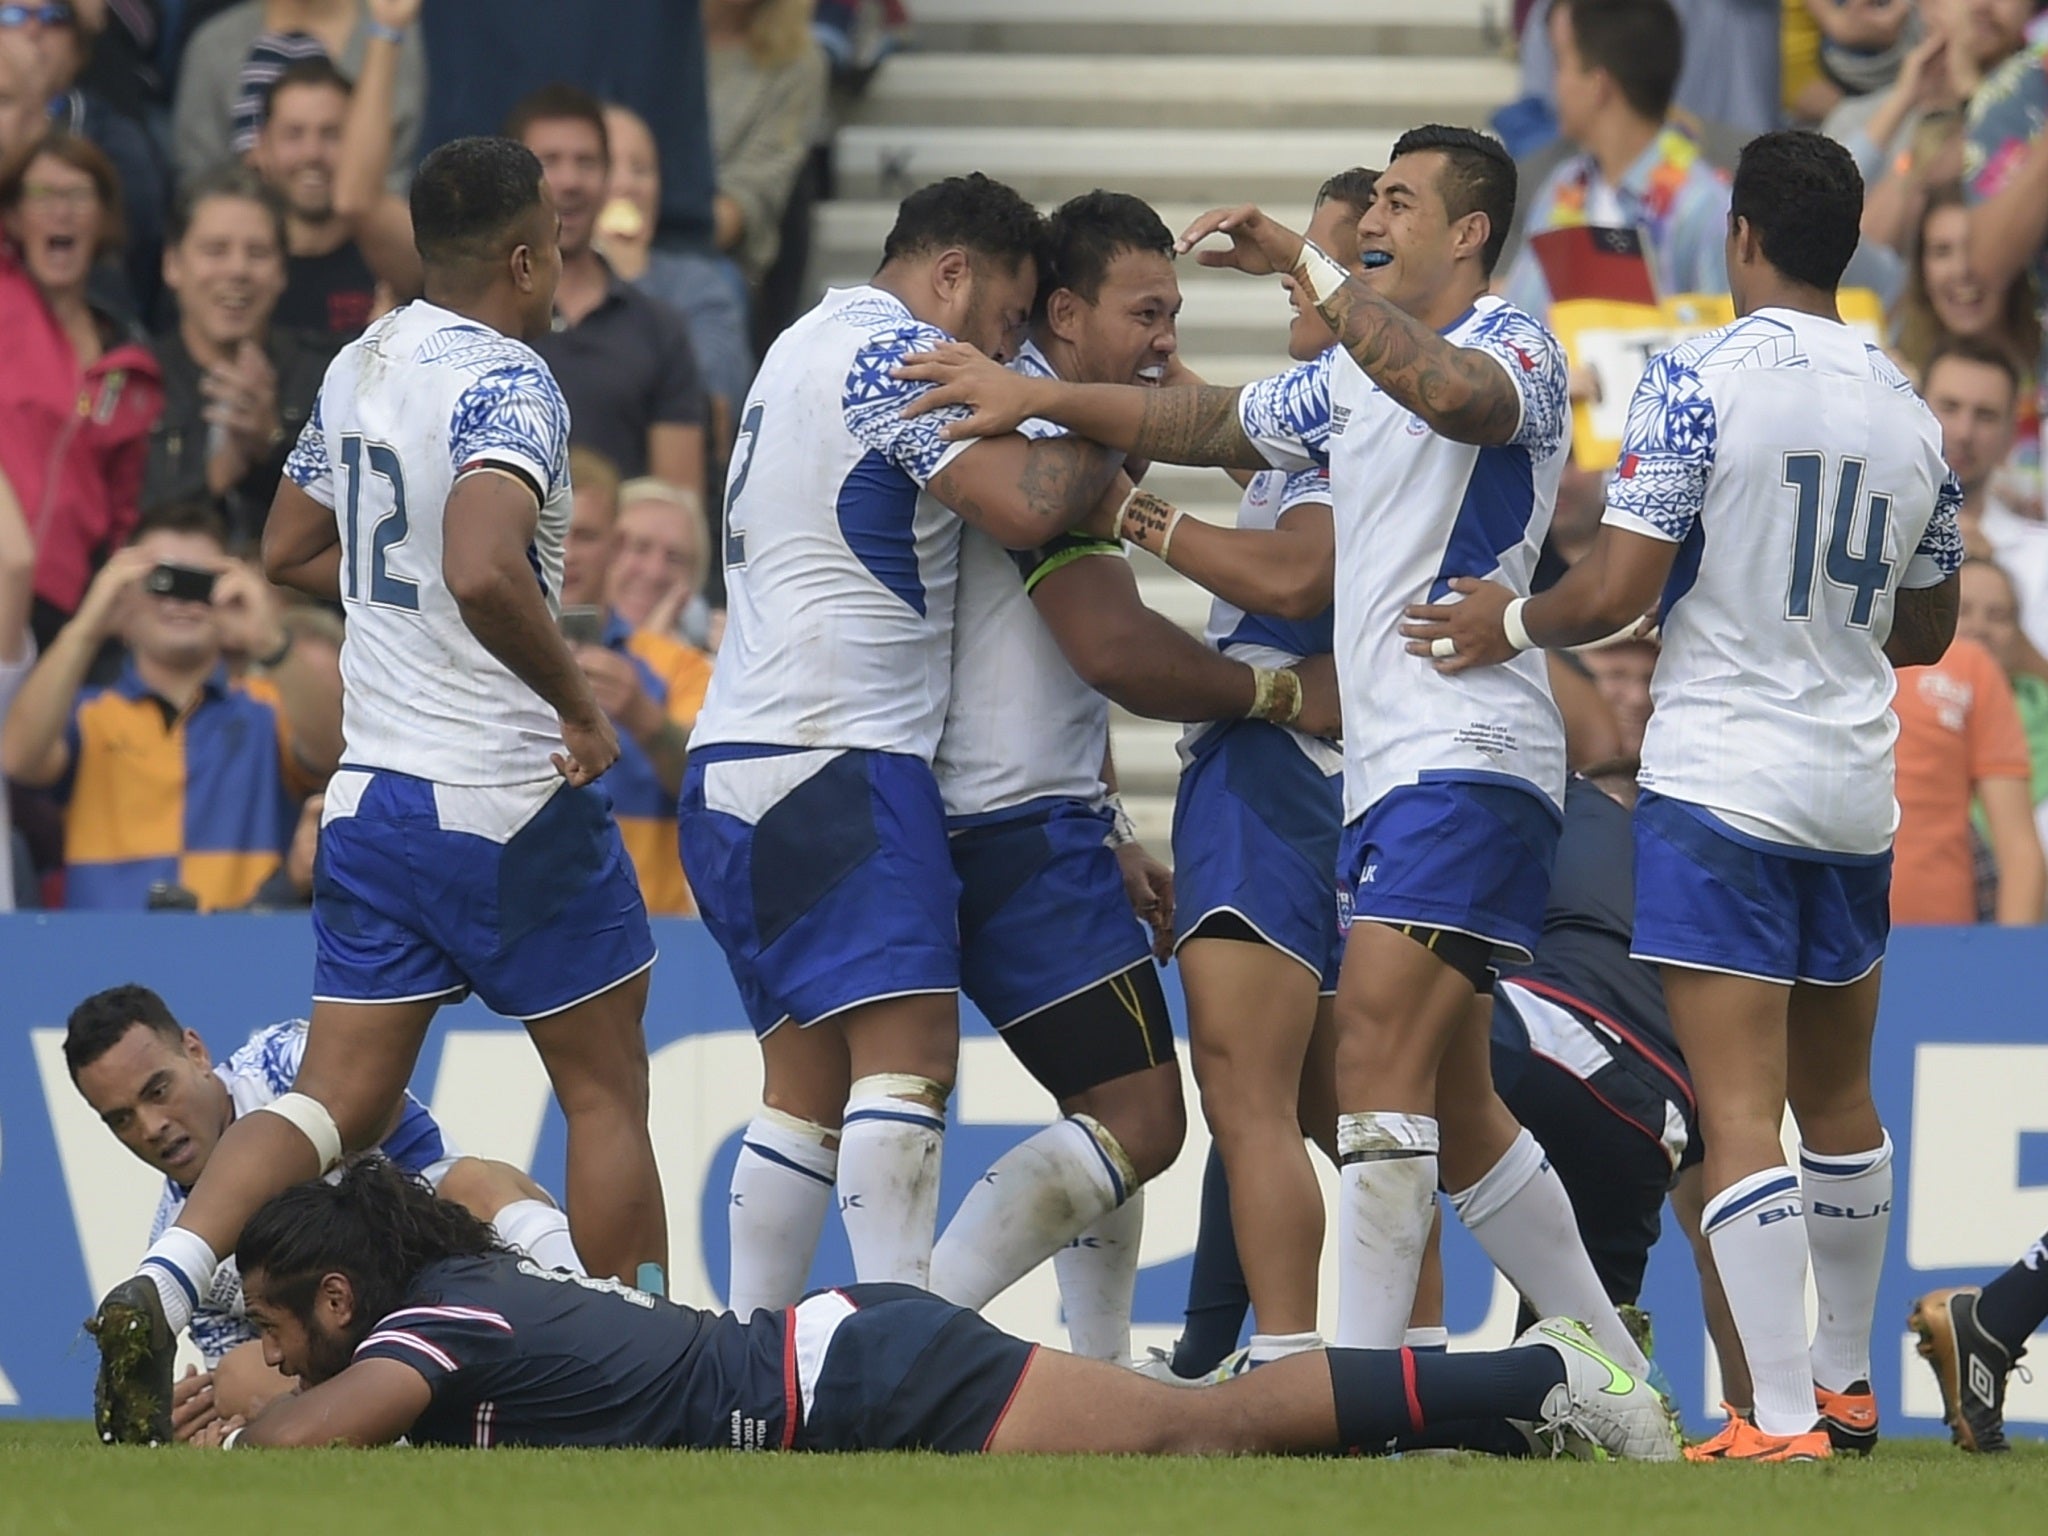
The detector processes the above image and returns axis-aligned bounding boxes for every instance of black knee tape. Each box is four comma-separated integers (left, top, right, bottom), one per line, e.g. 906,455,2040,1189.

999,961,1176,1102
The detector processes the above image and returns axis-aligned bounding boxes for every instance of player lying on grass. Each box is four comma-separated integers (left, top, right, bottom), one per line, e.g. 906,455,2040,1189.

191,1160,1677,1459
64,986,581,1441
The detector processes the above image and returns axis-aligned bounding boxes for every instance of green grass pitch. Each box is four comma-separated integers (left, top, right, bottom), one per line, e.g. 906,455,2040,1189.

2,1423,2043,1536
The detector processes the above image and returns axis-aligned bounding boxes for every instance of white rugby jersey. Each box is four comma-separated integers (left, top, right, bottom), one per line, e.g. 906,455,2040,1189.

285,302,572,787
1236,297,1572,821
936,341,1114,820
1181,463,1343,775
1605,309,1964,854
693,286,977,761
148,1021,457,1364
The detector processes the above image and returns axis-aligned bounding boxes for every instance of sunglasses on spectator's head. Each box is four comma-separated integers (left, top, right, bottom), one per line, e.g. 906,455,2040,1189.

0,3,75,27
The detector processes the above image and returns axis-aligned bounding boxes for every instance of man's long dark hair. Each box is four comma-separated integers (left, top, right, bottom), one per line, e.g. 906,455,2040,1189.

240,1159,506,1329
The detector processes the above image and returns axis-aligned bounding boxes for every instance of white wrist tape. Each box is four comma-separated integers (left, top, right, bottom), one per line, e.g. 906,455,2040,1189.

1502,597,1537,654
221,1427,245,1450
253,1091,344,1174
1297,241,1351,307
1104,793,1139,848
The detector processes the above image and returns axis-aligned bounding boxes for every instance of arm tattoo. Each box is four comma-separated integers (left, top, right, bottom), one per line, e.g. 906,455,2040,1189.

1307,267,1522,445
1017,435,1122,529
1886,578,1960,668
1132,385,1270,469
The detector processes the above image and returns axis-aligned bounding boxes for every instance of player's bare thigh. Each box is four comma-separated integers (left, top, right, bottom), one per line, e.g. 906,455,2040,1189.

759,1014,851,1128
1330,922,1484,1114
1786,966,1884,1156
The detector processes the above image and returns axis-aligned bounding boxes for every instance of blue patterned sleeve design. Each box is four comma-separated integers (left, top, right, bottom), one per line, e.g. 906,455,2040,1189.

1904,469,1967,588
225,1019,309,1095
1602,351,1717,543
1277,465,1332,511
1465,303,1571,459
188,1302,257,1368
283,391,333,506
843,324,976,486
449,361,572,501
1236,351,1335,471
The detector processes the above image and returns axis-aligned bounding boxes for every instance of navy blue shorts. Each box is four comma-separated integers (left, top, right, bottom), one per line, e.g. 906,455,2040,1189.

1337,778,1562,962
790,1283,1037,1453
952,799,1151,1029
312,770,655,1020
1171,721,1344,989
1631,792,1891,986
679,747,961,1034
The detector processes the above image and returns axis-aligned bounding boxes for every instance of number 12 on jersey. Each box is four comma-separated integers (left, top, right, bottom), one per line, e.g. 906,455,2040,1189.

1783,452,1893,630
341,434,420,611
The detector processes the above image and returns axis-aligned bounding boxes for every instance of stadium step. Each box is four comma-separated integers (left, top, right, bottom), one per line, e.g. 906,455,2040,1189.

848,54,1516,131
907,0,1510,59
808,0,1505,838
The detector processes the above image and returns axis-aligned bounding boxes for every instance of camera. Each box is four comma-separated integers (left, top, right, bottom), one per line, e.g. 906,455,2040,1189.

144,563,217,604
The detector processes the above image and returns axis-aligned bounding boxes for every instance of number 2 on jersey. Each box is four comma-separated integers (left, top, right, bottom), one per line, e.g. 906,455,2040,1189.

1783,452,1893,629
722,401,763,572
341,434,419,611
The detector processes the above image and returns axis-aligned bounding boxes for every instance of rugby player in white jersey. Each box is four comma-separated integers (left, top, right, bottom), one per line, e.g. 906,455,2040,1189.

682,175,1134,1300
897,127,1647,1377
924,190,1340,1360
88,136,668,1444
1405,130,1962,1461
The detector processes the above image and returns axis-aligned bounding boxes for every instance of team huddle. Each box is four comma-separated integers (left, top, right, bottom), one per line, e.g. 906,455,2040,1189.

75,113,2043,1463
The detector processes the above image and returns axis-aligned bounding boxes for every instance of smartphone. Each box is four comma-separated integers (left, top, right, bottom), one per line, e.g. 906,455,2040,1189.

558,605,605,645
145,563,217,603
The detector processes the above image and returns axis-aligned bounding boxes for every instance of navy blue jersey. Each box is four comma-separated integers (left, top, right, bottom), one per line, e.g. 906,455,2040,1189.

1499,777,1685,1085
353,1254,794,1449
350,1262,1036,1453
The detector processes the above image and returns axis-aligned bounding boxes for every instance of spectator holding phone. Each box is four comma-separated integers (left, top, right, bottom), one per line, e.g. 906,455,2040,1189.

559,448,710,915
0,500,341,910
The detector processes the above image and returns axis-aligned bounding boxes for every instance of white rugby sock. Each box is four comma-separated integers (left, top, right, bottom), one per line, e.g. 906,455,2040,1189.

1801,1134,1893,1392
838,1078,947,1287
1249,1329,1324,1364
728,1109,838,1316
491,1199,586,1275
1335,1111,1439,1348
1450,1128,1649,1377
1053,1186,1145,1362
932,1115,1127,1310
1403,1326,1449,1352
1704,1166,1815,1436
136,1227,219,1334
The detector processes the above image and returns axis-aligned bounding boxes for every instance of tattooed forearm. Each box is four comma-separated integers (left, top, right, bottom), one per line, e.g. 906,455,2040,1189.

1131,385,1270,469
1308,269,1522,445
1885,577,1959,668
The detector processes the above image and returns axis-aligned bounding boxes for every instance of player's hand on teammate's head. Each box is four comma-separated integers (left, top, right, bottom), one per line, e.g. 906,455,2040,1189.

1292,652,1345,739
1399,577,1518,674
894,341,1035,440
1176,205,1306,278
170,1365,219,1444
1113,842,1176,960
553,708,622,787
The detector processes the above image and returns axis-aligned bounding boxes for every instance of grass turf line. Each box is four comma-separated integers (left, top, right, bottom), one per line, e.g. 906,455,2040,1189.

2,1423,2042,1536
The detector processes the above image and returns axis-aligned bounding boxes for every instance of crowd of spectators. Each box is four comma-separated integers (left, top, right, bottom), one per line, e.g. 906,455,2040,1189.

1507,0,2048,927
0,0,845,913
10,0,2048,932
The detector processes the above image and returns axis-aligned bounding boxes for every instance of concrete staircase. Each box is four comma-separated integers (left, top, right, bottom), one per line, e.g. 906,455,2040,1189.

815,0,1517,842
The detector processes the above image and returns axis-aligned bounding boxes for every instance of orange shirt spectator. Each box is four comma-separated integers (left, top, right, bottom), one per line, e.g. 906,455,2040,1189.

1892,636,2045,924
